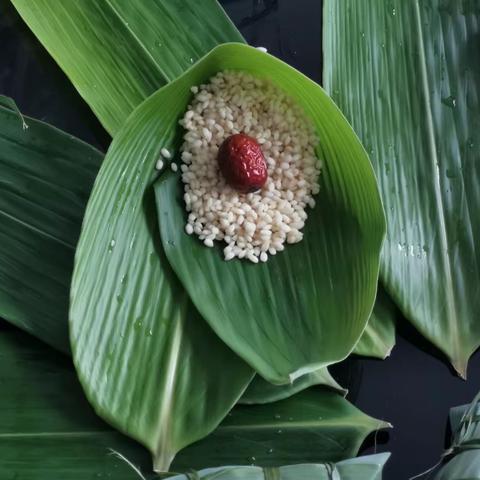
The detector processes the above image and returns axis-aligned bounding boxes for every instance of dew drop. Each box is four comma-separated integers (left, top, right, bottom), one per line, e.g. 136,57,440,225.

146,329,153,337
108,239,116,252
267,448,274,454
441,95,456,108
274,414,281,419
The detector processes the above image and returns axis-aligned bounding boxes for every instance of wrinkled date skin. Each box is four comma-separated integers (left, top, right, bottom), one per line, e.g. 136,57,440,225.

217,133,268,193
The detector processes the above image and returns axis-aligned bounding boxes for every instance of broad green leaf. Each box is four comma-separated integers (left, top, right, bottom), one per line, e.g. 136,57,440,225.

0,96,102,353
170,454,391,480
353,287,396,359
0,323,385,477
69,49,255,471
323,0,480,376
240,369,347,405
11,0,243,135
173,389,390,470
154,44,385,385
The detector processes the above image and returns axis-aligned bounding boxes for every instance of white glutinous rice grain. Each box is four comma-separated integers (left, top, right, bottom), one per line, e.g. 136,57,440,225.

256,46,268,53
179,71,321,263
161,147,172,159
155,159,164,171
171,162,178,172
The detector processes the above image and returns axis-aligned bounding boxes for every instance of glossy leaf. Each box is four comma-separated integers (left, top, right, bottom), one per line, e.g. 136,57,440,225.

170,454,391,480
353,287,396,359
11,0,243,135
154,44,385,384
0,323,386,477
69,48,256,472
173,389,390,470
323,0,480,376
0,96,102,352
240,368,347,405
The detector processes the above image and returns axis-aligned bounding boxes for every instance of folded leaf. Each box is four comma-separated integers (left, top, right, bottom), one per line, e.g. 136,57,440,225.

0,96,102,352
0,323,386,477
11,0,243,135
69,47,255,471
154,44,385,384
170,454,391,480
353,287,396,359
433,391,480,479
434,450,480,480
240,368,347,405
323,0,480,376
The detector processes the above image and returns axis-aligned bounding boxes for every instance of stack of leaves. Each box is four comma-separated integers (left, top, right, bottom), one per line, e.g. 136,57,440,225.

168,453,391,480
433,391,480,479
0,324,390,478
0,0,392,475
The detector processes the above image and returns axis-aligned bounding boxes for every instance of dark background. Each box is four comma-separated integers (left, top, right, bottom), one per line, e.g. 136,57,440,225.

1,1,479,478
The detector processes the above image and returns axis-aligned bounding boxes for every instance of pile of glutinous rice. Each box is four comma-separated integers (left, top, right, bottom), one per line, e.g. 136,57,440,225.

177,71,321,263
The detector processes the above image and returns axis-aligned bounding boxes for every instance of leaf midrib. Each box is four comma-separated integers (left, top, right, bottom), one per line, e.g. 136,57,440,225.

413,1,460,365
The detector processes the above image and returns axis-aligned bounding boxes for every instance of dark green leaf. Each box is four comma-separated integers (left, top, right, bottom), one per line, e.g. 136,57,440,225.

0,97,102,352
174,389,390,470
0,323,386,477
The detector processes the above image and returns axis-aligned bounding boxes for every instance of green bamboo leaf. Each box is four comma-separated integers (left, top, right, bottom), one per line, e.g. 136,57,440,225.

11,0,243,136
170,453,391,480
0,324,386,477
434,450,480,479
0,324,154,479
239,368,347,405
68,47,254,471
173,389,390,470
323,0,480,376
0,96,102,352
353,287,396,359
433,392,480,479
154,44,385,385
